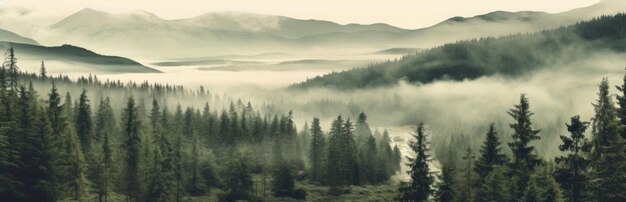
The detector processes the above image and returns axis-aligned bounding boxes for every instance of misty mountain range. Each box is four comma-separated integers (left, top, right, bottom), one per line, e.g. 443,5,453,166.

292,13,626,89
1,0,624,59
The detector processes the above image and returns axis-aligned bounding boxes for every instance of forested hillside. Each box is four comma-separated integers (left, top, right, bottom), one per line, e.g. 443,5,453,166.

0,49,401,201
292,13,626,89
1,44,626,202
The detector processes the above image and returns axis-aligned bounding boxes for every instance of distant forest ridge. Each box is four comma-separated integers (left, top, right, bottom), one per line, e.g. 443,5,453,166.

291,13,626,90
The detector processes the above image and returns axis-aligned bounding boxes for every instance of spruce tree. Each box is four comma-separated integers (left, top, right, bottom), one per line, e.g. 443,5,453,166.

309,117,325,182
63,92,73,119
507,94,541,199
435,162,456,202
554,115,592,202
461,147,476,202
121,97,142,201
94,97,115,142
590,78,626,201
400,123,433,202
75,89,93,154
40,61,47,79
16,85,54,201
474,123,508,180
61,125,88,201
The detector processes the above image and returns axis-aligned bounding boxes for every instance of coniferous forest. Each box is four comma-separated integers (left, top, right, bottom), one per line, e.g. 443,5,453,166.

2,43,626,201
2,1,626,202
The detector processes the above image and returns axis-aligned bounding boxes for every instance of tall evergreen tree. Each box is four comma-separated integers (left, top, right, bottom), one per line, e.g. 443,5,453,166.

589,78,626,201
461,147,476,202
60,125,88,201
94,97,115,142
15,85,54,201
474,123,508,180
507,94,542,200
63,92,73,119
309,117,325,182
121,97,142,201
40,61,47,79
400,123,433,202
554,115,592,202
75,89,93,154
435,162,456,202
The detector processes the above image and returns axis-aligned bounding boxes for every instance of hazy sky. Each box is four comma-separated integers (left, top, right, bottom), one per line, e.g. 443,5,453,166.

0,0,600,29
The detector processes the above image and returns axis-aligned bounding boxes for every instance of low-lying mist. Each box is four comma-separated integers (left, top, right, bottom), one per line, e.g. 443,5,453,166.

218,52,626,160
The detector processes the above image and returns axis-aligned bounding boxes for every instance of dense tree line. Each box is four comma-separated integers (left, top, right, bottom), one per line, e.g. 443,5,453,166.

0,49,401,201
401,77,626,201
292,13,626,90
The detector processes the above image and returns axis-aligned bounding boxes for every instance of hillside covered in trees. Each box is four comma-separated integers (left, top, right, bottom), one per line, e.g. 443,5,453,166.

1,41,626,202
292,13,626,89
0,49,402,201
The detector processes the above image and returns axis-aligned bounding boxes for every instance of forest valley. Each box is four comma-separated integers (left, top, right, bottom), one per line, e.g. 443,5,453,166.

0,46,625,202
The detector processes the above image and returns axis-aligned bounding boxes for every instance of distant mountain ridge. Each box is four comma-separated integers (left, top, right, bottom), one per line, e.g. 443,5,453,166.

291,13,626,89
0,42,159,73
0,28,39,45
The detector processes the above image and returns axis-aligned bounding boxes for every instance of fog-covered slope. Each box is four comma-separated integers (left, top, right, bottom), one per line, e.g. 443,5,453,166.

291,14,626,89
0,42,160,73
0,28,39,45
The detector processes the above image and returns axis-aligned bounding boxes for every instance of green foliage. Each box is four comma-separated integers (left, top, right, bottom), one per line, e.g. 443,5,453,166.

220,150,255,202
121,97,142,201
507,94,542,199
75,89,93,154
474,166,510,202
309,117,325,182
435,162,456,202
474,123,508,180
400,123,433,202
554,116,592,202
292,14,626,90
522,167,564,202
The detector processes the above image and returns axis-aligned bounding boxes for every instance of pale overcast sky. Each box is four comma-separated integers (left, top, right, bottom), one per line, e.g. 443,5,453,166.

0,0,600,29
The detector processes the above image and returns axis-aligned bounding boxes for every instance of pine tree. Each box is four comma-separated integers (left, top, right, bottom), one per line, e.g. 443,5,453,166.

187,135,208,196
61,125,88,201
3,48,18,90
392,144,402,173
400,123,433,202
435,162,456,202
355,112,372,145
309,117,325,182
121,97,142,201
92,123,113,202
507,94,542,199
554,115,592,202
64,92,73,119
474,123,508,180
616,72,626,139
461,147,476,202
75,89,93,154
15,85,55,201
40,61,47,79
590,78,626,201
94,97,115,142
